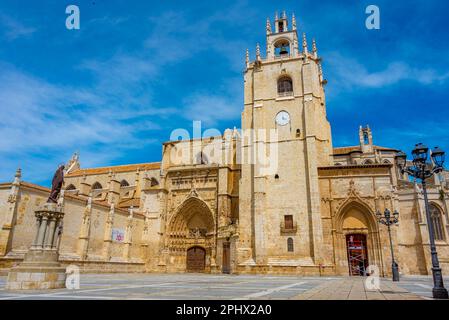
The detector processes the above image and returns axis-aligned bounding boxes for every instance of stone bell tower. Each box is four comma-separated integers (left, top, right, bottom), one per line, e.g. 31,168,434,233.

359,125,374,153
237,11,333,271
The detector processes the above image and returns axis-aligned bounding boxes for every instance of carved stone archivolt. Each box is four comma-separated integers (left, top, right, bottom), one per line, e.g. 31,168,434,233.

167,195,214,234
165,193,215,254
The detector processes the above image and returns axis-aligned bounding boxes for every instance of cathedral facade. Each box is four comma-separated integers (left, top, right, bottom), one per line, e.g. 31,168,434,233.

1,13,449,277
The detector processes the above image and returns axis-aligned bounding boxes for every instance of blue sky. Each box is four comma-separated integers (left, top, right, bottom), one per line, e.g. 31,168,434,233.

0,0,448,186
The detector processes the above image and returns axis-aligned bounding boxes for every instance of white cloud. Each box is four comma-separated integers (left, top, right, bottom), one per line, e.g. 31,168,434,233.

0,62,169,184
183,94,241,127
325,52,449,93
0,14,36,40
81,54,157,88
0,3,254,183
0,64,125,151
143,4,251,72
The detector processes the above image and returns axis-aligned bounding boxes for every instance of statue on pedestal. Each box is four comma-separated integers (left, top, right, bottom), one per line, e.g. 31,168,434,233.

6,164,67,290
47,165,65,203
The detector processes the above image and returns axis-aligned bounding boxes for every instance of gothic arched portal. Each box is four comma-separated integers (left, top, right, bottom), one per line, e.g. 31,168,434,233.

165,196,215,272
333,201,383,276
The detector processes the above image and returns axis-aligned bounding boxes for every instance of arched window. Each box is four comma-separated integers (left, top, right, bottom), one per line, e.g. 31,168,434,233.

278,21,284,33
120,180,129,187
430,204,445,241
363,159,374,165
66,184,76,191
196,152,208,165
363,132,369,144
91,182,103,190
383,159,391,164
287,238,294,252
277,76,293,96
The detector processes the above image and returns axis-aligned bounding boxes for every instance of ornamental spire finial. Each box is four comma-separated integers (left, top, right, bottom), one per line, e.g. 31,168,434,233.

15,167,22,179
12,167,21,186
256,43,261,61
292,13,297,30
266,18,272,35
312,38,318,58
302,33,308,55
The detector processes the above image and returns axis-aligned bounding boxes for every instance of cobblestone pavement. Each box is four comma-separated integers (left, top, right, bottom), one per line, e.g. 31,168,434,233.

0,274,446,300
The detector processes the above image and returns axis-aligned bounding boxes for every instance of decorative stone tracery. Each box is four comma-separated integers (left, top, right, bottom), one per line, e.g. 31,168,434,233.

164,193,216,271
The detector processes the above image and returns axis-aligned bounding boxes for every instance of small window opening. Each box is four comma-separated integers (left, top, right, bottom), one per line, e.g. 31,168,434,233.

287,237,294,252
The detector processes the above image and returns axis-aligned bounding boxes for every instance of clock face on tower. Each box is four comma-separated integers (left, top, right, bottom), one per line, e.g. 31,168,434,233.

275,111,290,126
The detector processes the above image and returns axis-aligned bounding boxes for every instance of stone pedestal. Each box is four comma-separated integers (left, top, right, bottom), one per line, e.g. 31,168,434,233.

6,203,66,290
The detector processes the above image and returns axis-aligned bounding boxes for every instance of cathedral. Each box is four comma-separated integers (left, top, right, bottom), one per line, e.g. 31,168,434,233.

1,12,448,277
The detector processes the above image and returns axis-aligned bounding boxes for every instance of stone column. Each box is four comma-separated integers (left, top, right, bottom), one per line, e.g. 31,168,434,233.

108,173,121,205
0,168,22,256
102,204,115,260
77,195,92,260
36,212,49,249
52,219,63,250
6,203,67,290
139,212,150,262
44,215,57,250
122,207,133,262
30,213,43,250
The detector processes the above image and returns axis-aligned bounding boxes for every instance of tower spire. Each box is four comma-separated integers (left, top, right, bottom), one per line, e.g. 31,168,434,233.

302,33,308,56
14,167,22,179
292,13,297,30
312,38,318,58
256,43,261,61
13,167,21,186
266,18,272,35
245,48,249,68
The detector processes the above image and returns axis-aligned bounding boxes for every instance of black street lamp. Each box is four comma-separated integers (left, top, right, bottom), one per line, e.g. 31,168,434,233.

376,208,400,281
395,143,449,299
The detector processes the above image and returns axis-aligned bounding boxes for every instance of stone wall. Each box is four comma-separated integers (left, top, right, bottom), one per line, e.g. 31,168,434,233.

0,182,146,273
318,165,449,276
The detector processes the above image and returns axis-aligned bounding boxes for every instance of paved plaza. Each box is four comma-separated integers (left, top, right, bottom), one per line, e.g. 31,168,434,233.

0,273,447,300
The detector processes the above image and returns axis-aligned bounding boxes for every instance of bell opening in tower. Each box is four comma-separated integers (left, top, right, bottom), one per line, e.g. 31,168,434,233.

274,40,290,57
278,21,284,32
363,131,369,144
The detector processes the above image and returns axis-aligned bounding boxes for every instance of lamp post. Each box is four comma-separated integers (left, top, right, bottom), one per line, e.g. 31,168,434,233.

376,208,400,281
395,143,449,299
